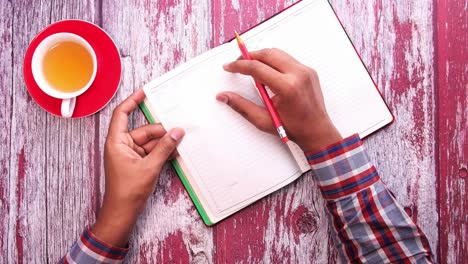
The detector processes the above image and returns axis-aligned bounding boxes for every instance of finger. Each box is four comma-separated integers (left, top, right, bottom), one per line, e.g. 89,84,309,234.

223,60,289,95
141,139,159,154
129,124,166,146
249,48,302,73
133,144,147,157
141,139,180,157
145,128,185,170
216,92,275,134
108,89,146,137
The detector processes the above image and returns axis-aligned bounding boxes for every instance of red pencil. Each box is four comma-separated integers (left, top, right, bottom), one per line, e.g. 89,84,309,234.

234,31,289,143
233,31,310,172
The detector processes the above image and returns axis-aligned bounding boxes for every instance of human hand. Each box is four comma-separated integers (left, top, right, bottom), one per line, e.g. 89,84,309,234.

217,48,342,153
91,89,185,247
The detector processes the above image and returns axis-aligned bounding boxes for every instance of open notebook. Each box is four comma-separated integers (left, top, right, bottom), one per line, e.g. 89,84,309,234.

141,0,393,225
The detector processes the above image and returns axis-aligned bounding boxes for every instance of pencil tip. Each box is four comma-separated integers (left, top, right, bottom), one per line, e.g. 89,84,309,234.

234,31,243,45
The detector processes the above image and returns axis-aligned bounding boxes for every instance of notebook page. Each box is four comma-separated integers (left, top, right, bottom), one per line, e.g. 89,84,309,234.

144,44,302,216
242,0,393,138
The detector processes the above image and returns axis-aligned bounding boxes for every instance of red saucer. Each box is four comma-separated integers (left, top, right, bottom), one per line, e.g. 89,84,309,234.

23,20,121,118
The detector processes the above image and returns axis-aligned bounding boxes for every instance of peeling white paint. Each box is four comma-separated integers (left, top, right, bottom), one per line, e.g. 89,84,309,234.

231,0,240,11
262,176,330,263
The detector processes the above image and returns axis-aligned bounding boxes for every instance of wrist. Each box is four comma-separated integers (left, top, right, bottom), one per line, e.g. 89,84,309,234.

91,201,140,247
298,119,342,153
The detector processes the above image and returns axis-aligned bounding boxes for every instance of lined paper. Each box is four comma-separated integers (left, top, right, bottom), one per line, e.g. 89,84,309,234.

145,45,302,214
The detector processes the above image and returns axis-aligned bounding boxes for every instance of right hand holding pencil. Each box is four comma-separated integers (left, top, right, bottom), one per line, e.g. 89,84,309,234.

217,48,342,153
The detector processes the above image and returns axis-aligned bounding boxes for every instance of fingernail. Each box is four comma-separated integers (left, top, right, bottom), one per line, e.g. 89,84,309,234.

223,63,230,70
170,128,185,141
216,94,229,104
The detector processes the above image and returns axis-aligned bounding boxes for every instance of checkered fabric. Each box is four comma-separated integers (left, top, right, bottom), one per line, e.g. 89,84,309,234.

60,227,128,264
306,134,434,263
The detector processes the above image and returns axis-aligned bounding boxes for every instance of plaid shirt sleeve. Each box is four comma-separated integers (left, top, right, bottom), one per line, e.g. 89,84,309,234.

60,227,129,263
306,134,434,263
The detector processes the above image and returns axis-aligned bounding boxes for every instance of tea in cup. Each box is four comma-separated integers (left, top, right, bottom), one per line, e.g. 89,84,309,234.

31,32,97,117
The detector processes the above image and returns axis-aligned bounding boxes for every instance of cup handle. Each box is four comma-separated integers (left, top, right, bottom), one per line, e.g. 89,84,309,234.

61,98,76,118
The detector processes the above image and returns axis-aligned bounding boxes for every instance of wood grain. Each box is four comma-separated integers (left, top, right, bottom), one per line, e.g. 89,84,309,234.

7,1,100,262
0,0,466,262
0,1,13,263
436,0,468,263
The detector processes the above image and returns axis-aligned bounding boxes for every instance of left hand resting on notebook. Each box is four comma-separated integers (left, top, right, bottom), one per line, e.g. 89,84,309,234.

91,89,185,247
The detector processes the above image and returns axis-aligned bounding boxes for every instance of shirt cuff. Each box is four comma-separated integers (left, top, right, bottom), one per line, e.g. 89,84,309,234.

64,227,129,263
305,134,380,200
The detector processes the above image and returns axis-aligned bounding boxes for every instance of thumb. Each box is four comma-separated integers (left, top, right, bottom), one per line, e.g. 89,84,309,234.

145,128,185,170
216,92,275,134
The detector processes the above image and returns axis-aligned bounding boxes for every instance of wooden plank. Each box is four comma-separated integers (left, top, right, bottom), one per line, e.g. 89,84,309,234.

100,0,214,262
8,1,100,262
211,1,336,263
0,1,13,263
436,0,468,262
212,0,439,262
330,0,438,258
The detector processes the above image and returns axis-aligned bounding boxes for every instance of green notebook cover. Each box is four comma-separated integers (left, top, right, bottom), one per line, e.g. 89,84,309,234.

139,102,213,226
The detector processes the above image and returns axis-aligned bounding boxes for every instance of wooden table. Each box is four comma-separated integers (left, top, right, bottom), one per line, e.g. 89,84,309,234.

1,0,466,263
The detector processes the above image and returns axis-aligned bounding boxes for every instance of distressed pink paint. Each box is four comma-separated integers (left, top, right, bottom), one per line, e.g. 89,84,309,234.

436,0,468,262
214,206,269,263
15,148,26,263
